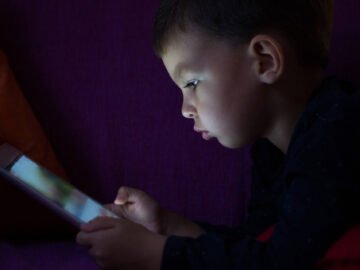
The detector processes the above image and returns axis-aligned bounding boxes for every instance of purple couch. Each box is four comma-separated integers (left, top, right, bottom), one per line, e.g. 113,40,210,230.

0,0,358,269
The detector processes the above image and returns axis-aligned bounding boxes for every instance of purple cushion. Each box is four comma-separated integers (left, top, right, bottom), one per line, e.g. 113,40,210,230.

0,240,99,269
0,1,250,268
0,0,250,227
0,0,359,269
327,0,360,84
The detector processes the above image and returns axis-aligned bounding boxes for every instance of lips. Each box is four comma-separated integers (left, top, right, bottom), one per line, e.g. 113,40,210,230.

194,127,206,133
194,127,213,140
201,131,211,140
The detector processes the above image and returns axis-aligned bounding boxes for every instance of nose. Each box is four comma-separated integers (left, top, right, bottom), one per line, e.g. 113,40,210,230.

181,95,197,119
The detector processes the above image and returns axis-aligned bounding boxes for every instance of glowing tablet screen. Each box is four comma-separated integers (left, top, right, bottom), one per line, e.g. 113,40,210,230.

9,156,117,223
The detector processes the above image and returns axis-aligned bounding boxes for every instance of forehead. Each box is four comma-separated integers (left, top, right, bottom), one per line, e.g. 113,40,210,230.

161,29,244,82
162,30,210,79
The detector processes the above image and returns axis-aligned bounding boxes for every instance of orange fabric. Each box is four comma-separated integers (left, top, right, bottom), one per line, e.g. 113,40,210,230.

0,51,74,237
0,51,67,179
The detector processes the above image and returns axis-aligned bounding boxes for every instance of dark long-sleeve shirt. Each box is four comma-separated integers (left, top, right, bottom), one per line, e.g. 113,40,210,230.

161,77,360,270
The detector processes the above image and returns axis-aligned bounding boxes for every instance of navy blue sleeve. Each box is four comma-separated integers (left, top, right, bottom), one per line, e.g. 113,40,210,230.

162,170,356,269
160,109,360,269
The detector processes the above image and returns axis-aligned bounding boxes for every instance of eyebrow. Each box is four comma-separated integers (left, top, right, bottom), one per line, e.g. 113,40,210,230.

173,62,190,83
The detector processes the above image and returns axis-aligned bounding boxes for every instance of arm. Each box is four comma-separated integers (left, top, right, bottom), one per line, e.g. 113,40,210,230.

161,167,356,270
161,129,359,270
77,216,168,270
161,210,206,237
75,153,280,270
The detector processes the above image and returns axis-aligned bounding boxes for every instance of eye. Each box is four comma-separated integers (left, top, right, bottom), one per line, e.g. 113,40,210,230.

183,79,199,91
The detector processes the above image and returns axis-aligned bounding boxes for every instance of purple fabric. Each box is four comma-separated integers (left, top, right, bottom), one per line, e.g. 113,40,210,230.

0,0,250,226
327,0,360,84
0,0,358,269
0,241,99,269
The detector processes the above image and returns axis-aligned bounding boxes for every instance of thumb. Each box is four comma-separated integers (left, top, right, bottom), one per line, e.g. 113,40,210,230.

114,186,143,205
81,217,117,233
103,204,125,218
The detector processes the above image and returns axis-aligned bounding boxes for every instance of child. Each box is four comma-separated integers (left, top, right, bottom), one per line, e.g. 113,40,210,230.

76,0,360,269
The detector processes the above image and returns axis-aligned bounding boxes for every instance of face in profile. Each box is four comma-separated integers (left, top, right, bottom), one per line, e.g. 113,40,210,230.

161,28,271,149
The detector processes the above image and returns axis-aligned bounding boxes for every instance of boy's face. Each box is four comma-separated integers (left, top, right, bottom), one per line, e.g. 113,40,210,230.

162,29,270,149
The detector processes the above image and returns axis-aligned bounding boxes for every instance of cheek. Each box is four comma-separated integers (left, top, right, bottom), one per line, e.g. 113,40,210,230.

197,89,236,129
197,99,234,133
207,94,261,138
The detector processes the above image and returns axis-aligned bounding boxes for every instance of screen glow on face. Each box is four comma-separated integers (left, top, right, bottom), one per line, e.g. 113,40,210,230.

10,156,117,223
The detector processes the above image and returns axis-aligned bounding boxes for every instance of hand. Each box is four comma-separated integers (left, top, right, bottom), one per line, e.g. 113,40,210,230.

110,186,205,238
108,186,164,234
76,217,166,270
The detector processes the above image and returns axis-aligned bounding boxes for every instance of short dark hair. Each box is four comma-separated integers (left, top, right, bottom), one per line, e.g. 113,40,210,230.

152,0,334,68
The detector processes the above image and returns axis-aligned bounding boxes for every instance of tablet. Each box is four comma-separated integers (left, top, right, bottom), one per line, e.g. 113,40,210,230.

0,144,118,228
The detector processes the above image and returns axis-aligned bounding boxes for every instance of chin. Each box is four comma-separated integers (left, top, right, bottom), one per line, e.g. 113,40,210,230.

218,139,243,149
218,137,251,149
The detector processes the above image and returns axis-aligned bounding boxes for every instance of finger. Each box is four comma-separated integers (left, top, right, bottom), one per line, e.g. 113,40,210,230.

81,217,118,233
114,186,144,205
104,203,126,218
103,203,113,210
76,231,93,247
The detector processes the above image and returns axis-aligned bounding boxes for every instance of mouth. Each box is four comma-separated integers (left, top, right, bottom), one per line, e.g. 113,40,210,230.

201,131,212,140
194,127,213,140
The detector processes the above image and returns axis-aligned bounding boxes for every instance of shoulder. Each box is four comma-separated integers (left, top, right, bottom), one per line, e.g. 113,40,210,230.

289,77,360,156
286,77,360,180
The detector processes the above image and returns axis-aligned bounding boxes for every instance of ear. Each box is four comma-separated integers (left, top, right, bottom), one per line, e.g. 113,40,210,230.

248,35,284,84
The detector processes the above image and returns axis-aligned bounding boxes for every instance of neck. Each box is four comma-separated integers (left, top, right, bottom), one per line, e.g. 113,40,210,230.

265,68,325,154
